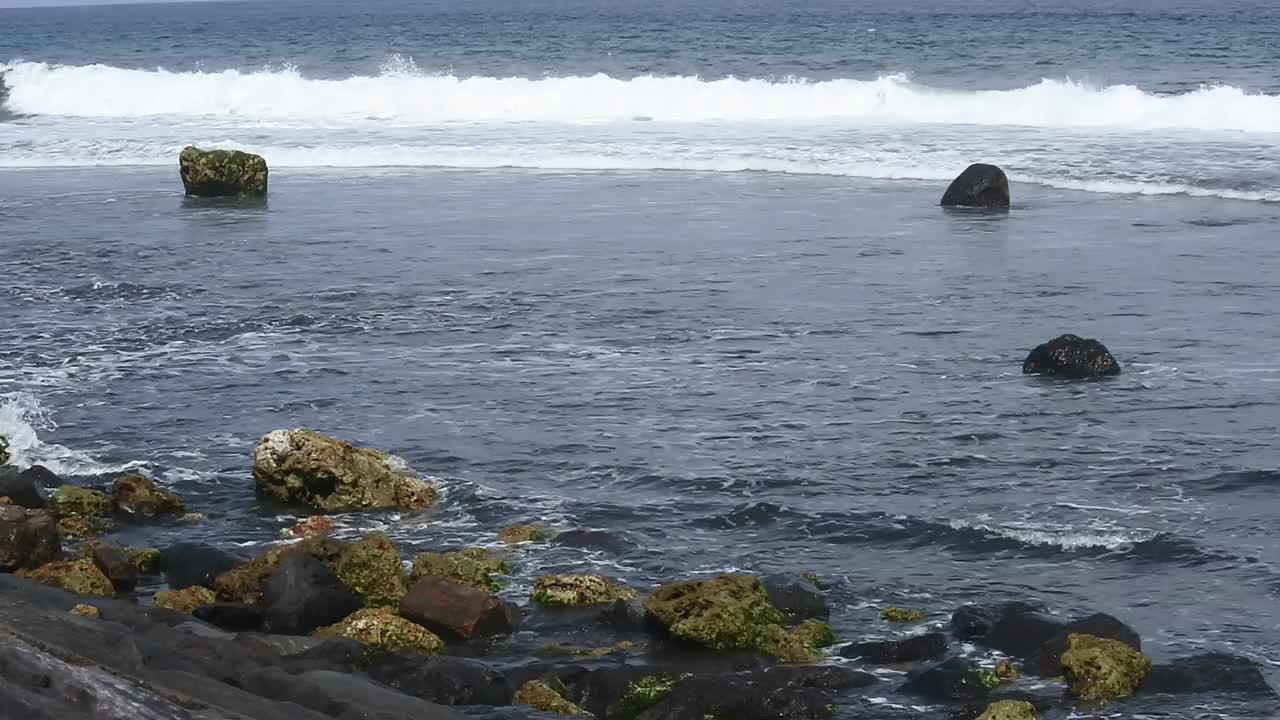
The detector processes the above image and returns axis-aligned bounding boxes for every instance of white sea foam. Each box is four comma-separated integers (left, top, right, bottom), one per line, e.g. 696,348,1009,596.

5,61,1280,131
0,393,145,476
948,518,1161,550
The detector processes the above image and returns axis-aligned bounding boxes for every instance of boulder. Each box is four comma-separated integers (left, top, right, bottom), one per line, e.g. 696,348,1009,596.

111,473,185,516
192,602,264,632
20,465,64,488
634,666,871,720
597,598,647,633
1027,612,1140,676
1139,653,1276,696
0,506,60,571
941,163,1010,209
901,657,995,701
410,548,508,591
81,541,140,591
261,552,360,635
513,679,592,717
1022,334,1121,378
47,485,112,519
315,607,443,654
364,652,512,706
213,536,346,604
840,632,947,663
16,559,114,596
1060,633,1150,701
762,573,830,622
643,574,810,661
152,586,216,613
985,608,1067,658
399,576,521,639
975,699,1037,720
158,542,243,590
530,574,636,606
951,604,1000,640
333,532,406,608
130,547,161,575
251,429,434,512
179,145,269,198
0,466,47,508
790,619,836,651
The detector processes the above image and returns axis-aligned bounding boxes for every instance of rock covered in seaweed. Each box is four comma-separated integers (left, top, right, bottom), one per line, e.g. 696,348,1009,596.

1060,633,1151,701
530,574,636,606
941,163,1011,209
976,699,1038,720
901,657,996,701
16,559,114,596
1022,334,1121,378
410,548,508,591
498,523,548,543
47,486,112,519
513,679,592,717
179,145,269,198
153,585,217,613
0,505,60,571
111,473,185,516
212,535,346,604
251,429,434,513
333,532,407,608
316,607,444,655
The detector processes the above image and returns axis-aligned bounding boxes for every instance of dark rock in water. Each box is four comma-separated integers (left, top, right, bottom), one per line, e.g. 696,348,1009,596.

1022,334,1121,378
950,690,1060,720
1028,612,1141,676
639,665,874,720
552,528,631,555
597,597,647,632
762,573,830,622
985,608,1067,658
158,542,243,590
841,632,947,664
901,657,994,702
368,653,513,706
0,506,60,571
179,145,269,198
0,466,48,508
20,465,65,488
951,604,1000,640
193,602,265,632
85,541,140,592
112,473,186,517
1140,653,1277,696
400,576,521,639
941,163,1010,209
261,552,360,635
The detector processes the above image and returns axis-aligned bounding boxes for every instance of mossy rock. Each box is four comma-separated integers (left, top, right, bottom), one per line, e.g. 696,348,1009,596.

48,486,112,519
409,549,507,591
498,524,548,543
56,515,106,539
644,574,805,661
1061,633,1151,701
880,606,925,623
537,641,633,659
69,604,100,619
531,574,636,606
111,474,185,516
513,680,592,717
976,700,1037,720
616,675,676,720
315,608,443,655
179,146,269,198
153,586,216,614
16,559,114,596
995,659,1019,680
334,533,406,608
213,536,348,604
790,619,835,650
0,436,9,465
129,547,161,575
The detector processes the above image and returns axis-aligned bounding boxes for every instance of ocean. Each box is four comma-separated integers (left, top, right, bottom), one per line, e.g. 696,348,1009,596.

2,0,1279,717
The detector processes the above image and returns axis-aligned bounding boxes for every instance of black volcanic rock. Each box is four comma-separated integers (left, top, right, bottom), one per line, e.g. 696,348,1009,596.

941,163,1010,209
1023,334,1121,378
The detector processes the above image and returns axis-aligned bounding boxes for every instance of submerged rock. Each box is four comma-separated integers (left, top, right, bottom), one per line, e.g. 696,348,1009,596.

880,606,925,623
498,523,548,543
17,559,114,597
410,548,508,591
282,515,336,538
513,680,592,717
316,607,444,655
643,573,810,661
1022,334,1121,378
252,429,434,513
841,632,947,664
941,163,1011,209
179,145,269,198
0,505,59,571
985,607,1067,658
47,485,112,519
153,585,217,613
975,699,1037,720
902,657,995,701
399,576,521,639
1028,612,1140,676
1061,633,1151,701
262,552,360,635
334,532,406,608
530,574,636,606
1140,653,1276,696
763,573,830,622
111,473,186,516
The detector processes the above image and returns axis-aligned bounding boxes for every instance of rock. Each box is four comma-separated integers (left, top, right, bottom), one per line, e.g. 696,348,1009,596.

130,547,161,575
213,536,346,604
152,586,216,613
840,632,947,663
192,602,264,632
635,666,868,720
514,680,592,717
1022,334,1121,378
47,485,112,519
643,573,811,662
262,552,360,635
333,532,406,608
316,607,444,654
902,657,996,701
364,652,512,706
597,598,647,633
158,542,243,589
940,163,1010,209
19,465,64,488
55,514,107,539
985,609,1067,658
399,576,521,639
69,603,100,618
1060,633,1151,701
552,528,630,554
252,429,434,512
0,505,59,571
17,559,115,596
498,523,548,543
951,604,1000,640
0,435,7,465
0,466,47,508
410,548,508,591
1140,653,1276,696
179,145,269,198
615,674,677,718
81,541,140,591
531,574,636,606
975,699,1037,720
1027,612,1140,676
111,473,186,516
880,606,925,623
294,669,464,720
762,573,830,622
790,619,836,651
282,515,336,538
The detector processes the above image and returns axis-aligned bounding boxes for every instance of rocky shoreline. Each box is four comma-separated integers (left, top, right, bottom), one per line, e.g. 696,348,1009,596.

1,429,1276,720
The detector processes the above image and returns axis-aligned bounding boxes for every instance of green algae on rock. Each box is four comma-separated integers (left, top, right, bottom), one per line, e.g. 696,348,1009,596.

178,146,269,198
880,606,925,623
536,641,633,659
315,607,443,655
252,429,435,513
498,524,548,543
995,659,1019,680
790,619,836,650
153,586,216,614
129,547,161,575
513,680,592,717
213,536,348,604
409,549,508,591
111,474,185,516
334,532,406,608
1061,632,1151,701
48,486,112,519
644,574,805,660
16,559,115,597
531,574,636,606
976,699,1037,720
616,675,676,720
55,515,106,539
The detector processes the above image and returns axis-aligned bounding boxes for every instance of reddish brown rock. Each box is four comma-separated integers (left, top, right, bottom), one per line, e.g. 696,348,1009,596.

0,506,60,572
399,576,521,639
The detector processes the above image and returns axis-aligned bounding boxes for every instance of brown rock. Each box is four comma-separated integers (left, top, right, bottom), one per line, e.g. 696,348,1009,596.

111,474,186,516
399,576,521,639
0,506,60,572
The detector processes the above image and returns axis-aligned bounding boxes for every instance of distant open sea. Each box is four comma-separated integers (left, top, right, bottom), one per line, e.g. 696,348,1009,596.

2,0,1280,718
